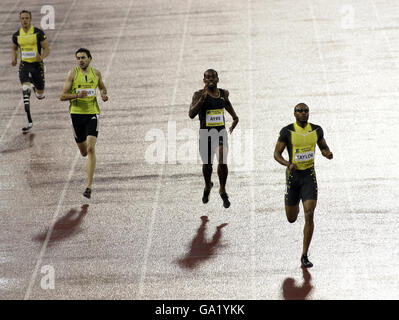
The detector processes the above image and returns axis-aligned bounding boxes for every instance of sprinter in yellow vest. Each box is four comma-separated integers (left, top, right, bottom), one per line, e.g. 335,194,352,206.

274,103,333,268
12,10,50,132
60,48,108,199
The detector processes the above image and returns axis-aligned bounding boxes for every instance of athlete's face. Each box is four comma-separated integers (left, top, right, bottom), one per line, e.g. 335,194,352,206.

76,53,91,70
203,71,219,88
294,106,309,123
20,13,31,29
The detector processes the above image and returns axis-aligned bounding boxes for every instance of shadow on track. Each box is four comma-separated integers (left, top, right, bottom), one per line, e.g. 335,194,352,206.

32,204,89,247
177,216,228,269
0,133,35,153
282,266,313,300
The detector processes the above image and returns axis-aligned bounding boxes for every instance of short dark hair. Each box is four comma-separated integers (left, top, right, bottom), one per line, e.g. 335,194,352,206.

19,10,32,18
75,48,92,59
294,102,309,111
204,69,218,77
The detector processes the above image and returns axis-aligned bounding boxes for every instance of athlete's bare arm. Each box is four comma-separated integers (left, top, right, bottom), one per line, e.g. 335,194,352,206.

274,140,298,171
223,90,239,134
317,138,333,159
37,38,50,62
188,85,208,119
60,69,87,101
95,69,108,102
11,43,18,66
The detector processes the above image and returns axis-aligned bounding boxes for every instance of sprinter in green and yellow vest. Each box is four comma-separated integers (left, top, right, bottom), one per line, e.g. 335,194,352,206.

12,10,50,132
274,103,333,269
60,48,108,199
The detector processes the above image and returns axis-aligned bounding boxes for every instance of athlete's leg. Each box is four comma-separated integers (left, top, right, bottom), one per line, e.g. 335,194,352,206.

33,87,45,99
302,199,317,256
31,62,45,99
22,83,33,127
202,164,213,189
285,169,300,222
200,132,214,203
216,145,230,208
76,140,88,157
201,164,213,204
86,135,97,189
285,205,300,223
72,114,88,156
35,89,45,95
216,145,228,194
19,62,33,129
199,132,213,189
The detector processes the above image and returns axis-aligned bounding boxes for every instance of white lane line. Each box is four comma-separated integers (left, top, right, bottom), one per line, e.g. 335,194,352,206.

308,1,331,107
0,0,77,146
137,0,192,299
0,0,22,78
0,0,22,31
370,0,395,55
247,0,256,299
24,0,135,299
103,2,134,81
137,164,164,298
308,0,371,291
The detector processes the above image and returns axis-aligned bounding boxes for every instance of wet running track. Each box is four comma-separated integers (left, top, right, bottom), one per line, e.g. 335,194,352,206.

1,0,399,300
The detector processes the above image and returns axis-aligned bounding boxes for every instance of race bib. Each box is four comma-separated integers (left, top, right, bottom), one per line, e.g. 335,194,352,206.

77,88,96,97
295,150,315,162
21,50,36,59
206,109,224,127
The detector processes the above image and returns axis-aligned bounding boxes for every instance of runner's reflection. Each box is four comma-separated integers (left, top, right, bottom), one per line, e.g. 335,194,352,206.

282,266,313,300
33,204,88,246
178,216,227,269
0,133,35,153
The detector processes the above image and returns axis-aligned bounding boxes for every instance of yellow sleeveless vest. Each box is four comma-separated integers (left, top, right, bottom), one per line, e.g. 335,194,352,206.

289,123,318,170
69,66,100,114
17,26,40,63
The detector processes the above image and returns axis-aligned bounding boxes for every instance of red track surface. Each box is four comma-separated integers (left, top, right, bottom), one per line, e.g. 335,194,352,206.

1,0,399,300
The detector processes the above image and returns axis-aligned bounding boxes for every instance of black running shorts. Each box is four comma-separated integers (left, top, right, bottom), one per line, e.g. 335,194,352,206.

285,167,318,206
70,114,99,143
19,61,45,90
199,128,228,164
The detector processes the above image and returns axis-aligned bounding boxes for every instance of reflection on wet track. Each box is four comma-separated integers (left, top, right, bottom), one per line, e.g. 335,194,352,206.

1,0,399,299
